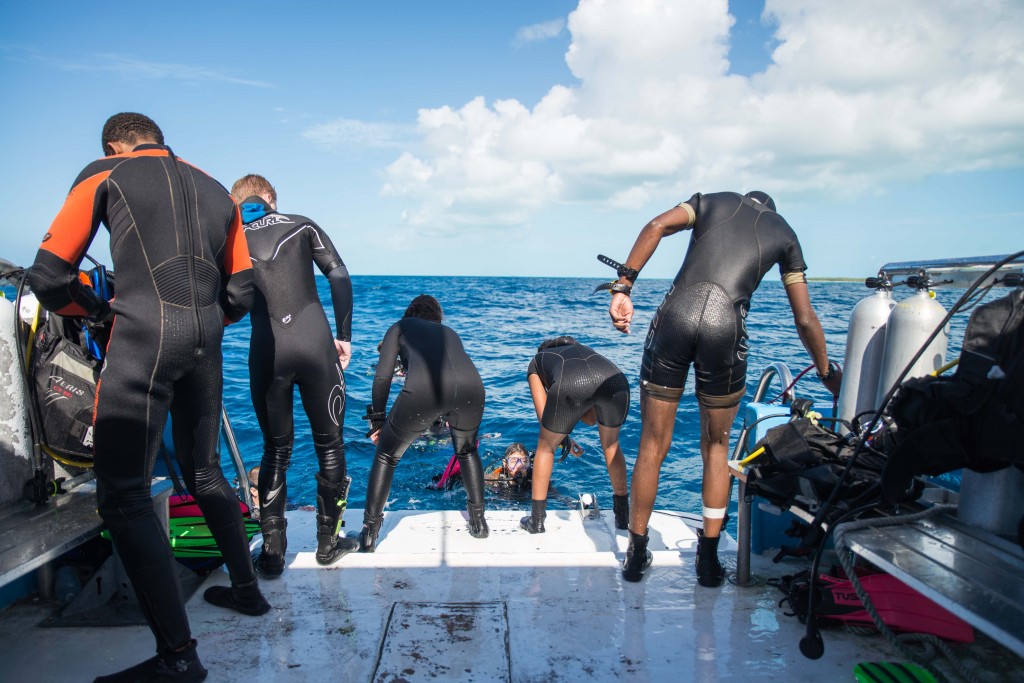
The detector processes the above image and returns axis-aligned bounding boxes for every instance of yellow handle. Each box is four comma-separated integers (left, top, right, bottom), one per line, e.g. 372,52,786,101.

738,446,765,467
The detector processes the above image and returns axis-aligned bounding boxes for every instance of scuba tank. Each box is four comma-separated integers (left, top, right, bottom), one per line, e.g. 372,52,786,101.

875,274,949,406
836,275,895,434
0,283,35,507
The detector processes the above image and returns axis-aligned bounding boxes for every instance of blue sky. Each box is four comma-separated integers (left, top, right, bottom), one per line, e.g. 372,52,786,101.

2,0,1021,279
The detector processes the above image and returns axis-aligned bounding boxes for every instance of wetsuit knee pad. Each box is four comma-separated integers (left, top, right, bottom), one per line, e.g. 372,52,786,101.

640,379,684,403
696,387,745,409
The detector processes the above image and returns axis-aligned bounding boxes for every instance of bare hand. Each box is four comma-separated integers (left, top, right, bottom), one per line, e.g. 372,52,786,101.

370,429,380,445
335,339,352,370
609,292,634,334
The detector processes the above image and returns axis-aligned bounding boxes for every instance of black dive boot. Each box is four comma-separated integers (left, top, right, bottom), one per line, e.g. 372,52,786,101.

520,499,547,534
622,530,652,582
203,578,270,616
93,639,207,683
358,515,383,553
315,475,361,565
613,494,629,530
695,529,725,587
467,502,489,539
256,517,287,578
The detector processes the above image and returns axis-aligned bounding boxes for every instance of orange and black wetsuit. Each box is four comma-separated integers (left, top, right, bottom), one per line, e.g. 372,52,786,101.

28,144,255,654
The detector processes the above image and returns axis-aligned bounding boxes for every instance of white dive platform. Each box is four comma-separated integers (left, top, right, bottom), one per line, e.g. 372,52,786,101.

1,509,1018,682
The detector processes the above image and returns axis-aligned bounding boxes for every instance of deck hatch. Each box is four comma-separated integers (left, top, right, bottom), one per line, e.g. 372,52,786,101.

372,601,510,682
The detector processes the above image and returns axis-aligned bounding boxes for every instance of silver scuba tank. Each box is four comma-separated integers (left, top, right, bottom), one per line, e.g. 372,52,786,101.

1,290,35,507
874,276,949,407
836,278,895,433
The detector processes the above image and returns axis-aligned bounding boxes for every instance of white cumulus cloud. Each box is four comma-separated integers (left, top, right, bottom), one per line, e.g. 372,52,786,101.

379,0,1024,232
514,18,567,46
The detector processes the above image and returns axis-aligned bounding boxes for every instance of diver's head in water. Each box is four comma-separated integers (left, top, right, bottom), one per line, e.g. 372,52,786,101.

745,190,776,212
503,443,531,482
404,294,443,323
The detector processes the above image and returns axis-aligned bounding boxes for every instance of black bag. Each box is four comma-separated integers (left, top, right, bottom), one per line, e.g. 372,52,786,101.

30,318,101,464
745,418,884,515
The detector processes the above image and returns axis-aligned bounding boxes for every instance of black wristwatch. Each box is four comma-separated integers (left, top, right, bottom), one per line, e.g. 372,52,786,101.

609,283,632,296
816,363,836,382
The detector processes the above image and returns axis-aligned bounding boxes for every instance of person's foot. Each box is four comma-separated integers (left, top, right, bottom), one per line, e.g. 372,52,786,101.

467,503,489,539
93,640,207,682
257,518,287,578
621,530,652,582
203,579,270,616
316,534,361,565
695,530,725,588
519,514,545,534
358,524,380,553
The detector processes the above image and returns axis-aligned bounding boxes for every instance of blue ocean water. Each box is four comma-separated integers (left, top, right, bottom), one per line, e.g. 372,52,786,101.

219,276,970,519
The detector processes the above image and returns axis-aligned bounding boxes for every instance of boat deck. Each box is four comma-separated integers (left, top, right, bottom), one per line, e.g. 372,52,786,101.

1,509,1019,682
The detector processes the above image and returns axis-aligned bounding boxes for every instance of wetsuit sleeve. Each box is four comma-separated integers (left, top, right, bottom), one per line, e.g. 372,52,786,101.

371,323,401,414
309,223,353,342
779,229,808,279
28,168,109,317
527,355,539,377
220,203,254,323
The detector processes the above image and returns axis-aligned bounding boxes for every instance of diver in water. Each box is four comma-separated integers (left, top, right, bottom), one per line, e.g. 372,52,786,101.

519,336,630,534
605,190,841,586
359,294,489,550
231,174,359,574
485,442,534,492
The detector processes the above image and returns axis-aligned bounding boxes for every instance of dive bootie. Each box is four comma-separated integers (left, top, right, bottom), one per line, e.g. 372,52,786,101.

695,529,725,587
257,517,287,578
621,530,652,582
612,494,630,530
358,515,383,553
519,499,547,534
315,475,361,565
93,639,207,683
203,578,271,616
467,502,489,539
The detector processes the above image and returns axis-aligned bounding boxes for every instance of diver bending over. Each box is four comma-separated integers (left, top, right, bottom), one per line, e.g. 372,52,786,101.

607,191,841,586
231,174,359,574
360,295,489,550
520,336,630,533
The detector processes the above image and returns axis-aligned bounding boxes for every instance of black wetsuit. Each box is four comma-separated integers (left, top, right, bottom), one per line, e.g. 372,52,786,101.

29,144,255,654
641,191,807,405
239,196,352,523
528,339,630,434
366,317,486,523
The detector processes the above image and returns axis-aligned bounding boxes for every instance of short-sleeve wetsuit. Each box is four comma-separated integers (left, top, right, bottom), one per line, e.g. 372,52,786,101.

641,191,807,407
528,338,630,434
28,144,255,654
365,317,486,524
239,196,353,523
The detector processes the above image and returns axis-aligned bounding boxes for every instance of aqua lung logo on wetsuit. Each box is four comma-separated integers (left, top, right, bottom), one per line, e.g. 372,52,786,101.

46,374,87,400
246,214,292,231
327,366,345,426
281,314,292,324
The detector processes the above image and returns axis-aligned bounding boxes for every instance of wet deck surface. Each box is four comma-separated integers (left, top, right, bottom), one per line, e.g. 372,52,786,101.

1,509,1019,681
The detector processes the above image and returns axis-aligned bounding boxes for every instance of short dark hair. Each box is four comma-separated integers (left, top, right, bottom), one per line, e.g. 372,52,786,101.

231,174,277,205
101,112,164,154
403,294,443,323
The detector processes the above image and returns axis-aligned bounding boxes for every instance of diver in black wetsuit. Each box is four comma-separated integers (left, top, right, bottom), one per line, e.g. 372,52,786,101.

605,191,842,586
29,113,268,682
359,295,489,550
230,174,359,573
519,336,630,534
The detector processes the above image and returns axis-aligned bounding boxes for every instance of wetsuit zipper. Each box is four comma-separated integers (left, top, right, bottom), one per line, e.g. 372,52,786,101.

167,148,205,349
